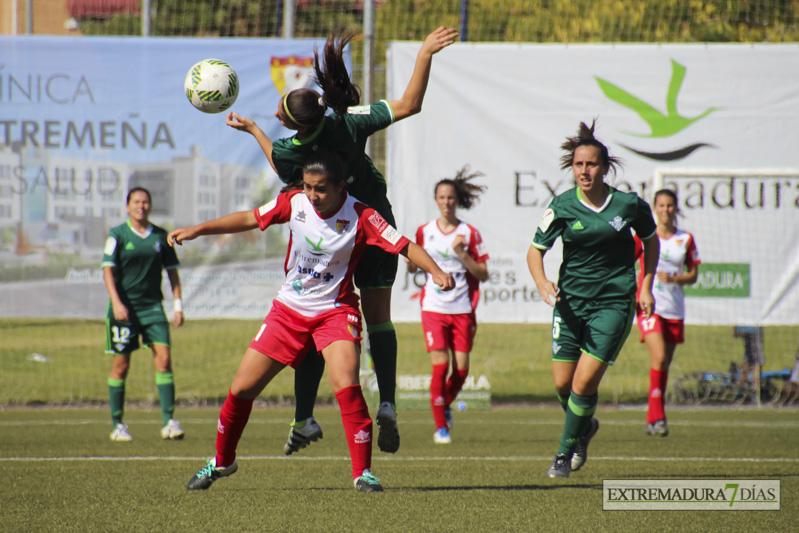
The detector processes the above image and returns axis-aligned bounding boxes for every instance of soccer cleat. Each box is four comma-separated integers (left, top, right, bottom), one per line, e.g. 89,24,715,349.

353,469,384,492
161,419,185,440
571,417,599,471
376,402,400,454
646,419,669,437
110,423,133,442
547,454,571,478
433,427,452,444
186,456,238,490
444,405,454,429
283,417,323,456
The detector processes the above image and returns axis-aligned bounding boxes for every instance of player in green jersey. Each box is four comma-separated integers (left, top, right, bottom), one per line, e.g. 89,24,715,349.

102,187,185,442
224,26,458,454
527,121,660,478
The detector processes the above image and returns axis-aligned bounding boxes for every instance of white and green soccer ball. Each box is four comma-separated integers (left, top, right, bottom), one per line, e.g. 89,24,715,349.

184,59,239,114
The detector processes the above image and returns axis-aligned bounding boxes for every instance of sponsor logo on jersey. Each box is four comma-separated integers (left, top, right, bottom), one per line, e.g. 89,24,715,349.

572,220,585,230
353,429,371,443
104,237,117,256
291,280,303,294
347,105,372,115
336,219,350,234
437,248,450,259
347,313,360,325
305,236,326,255
294,209,306,222
125,242,135,250
368,212,387,231
258,198,278,216
539,208,555,232
381,225,401,245
608,216,627,231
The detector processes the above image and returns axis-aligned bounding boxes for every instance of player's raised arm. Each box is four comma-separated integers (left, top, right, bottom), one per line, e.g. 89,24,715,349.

226,112,278,173
389,26,458,121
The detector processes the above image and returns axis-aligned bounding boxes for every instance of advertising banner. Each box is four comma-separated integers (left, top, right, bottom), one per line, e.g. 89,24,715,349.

387,43,799,324
0,36,327,319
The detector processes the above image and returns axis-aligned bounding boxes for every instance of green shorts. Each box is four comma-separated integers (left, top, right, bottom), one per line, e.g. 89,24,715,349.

105,301,170,355
549,295,636,366
354,197,399,290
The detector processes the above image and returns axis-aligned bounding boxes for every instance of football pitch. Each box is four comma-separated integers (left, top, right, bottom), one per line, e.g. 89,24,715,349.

1,405,795,532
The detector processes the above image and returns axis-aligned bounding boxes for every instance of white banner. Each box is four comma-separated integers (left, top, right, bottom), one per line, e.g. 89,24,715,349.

387,43,799,324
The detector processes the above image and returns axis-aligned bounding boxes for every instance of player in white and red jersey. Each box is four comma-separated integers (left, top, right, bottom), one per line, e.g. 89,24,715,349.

634,189,701,437
407,167,489,444
168,151,454,492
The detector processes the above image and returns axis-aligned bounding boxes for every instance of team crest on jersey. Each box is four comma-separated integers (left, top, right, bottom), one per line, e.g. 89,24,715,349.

295,209,306,222
336,219,350,234
153,242,161,252
608,216,627,231
347,324,360,338
552,341,561,355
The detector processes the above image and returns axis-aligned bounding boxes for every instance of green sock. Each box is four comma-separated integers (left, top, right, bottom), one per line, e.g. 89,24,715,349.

293,350,326,422
368,322,397,405
557,392,598,457
108,377,125,427
156,372,175,426
556,391,569,413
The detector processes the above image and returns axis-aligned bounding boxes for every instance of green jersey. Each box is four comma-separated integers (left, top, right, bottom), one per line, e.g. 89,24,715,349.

101,220,180,307
532,186,656,301
271,100,395,210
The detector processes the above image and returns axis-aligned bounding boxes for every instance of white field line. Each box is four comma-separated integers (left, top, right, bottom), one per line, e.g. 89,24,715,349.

0,418,797,429
3,455,799,463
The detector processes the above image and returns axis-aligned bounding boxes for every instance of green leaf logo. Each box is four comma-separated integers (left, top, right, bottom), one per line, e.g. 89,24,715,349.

595,60,719,138
305,236,325,253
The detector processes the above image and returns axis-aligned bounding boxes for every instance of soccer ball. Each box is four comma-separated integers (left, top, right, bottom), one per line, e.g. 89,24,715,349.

184,59,239,114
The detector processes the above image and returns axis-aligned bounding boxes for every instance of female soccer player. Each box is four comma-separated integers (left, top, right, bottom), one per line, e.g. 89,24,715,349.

225,25,458,455
634,189,701,437
169,151,453,492
527,121,659,478
101,187,185,442
406,167,489,444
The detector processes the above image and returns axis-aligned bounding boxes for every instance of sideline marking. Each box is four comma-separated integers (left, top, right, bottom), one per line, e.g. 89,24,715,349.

4,455,799,463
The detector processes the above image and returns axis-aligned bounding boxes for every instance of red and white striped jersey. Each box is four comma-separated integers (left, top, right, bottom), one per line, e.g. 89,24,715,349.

415,219,488,314
255,189,409,317
635,229,701,319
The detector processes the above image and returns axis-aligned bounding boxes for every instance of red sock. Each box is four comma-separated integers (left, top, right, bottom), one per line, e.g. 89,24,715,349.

216,390,254,468
335,385,372,479
647,368,666,424
431,364,448,429
445,369,469,406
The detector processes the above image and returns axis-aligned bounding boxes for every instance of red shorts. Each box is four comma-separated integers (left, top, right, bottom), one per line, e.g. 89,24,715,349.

249,300,362,368
421,311,477,353
637,313,684,344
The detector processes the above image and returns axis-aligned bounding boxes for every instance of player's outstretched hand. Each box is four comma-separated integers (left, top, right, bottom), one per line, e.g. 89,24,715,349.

422,26,458,56
226,112,258,134
168,227,199,247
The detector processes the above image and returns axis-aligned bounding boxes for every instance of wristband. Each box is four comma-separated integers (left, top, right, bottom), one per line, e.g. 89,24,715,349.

173,299,183,313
